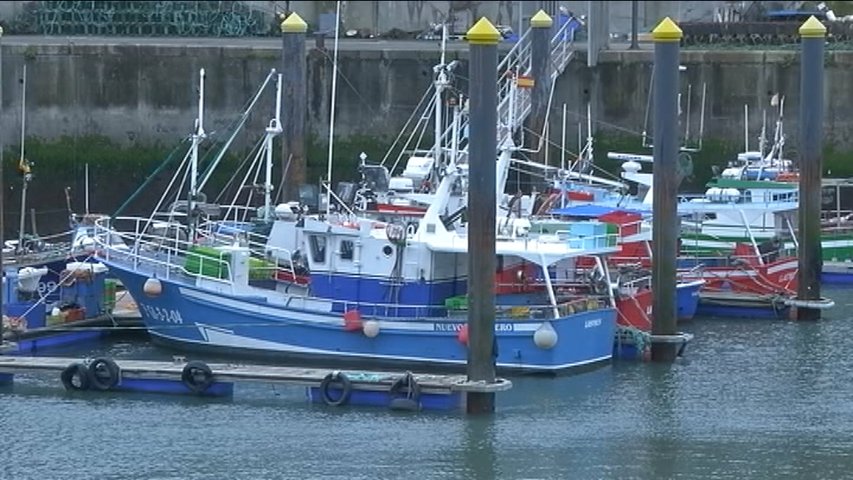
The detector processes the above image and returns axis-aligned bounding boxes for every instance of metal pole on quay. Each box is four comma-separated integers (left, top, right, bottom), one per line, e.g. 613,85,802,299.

650,17,682,362
795,16,827,321
280,12,308,203
465,17,500,414
630,0,640,50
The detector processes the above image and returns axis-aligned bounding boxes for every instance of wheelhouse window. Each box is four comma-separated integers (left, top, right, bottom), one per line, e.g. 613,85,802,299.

309,235,326,263
340,240,354,261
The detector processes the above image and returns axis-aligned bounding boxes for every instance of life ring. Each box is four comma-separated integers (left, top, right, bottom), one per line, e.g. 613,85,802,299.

389,371,421,411
60,362,91,391
87,357,121,391
319,371,352,406
181,361,214,394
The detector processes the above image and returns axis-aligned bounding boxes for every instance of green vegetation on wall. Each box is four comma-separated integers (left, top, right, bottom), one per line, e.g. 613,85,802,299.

3,132,852,236
1,134,396,234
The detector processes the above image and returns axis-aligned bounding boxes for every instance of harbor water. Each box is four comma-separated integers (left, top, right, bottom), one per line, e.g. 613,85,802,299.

2,286,853,479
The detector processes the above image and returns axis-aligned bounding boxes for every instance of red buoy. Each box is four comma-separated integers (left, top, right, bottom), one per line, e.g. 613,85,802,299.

343,310,363,332
457,324,469,346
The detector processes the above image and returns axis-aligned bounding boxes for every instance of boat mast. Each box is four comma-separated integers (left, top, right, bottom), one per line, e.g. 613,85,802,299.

450,96,460,168
264,73,284,222
586,102,593,181
84,163,89,215
16,63,31,254
431,23,450,183
560,103,567,209
188,68,207,239
324,0,342,216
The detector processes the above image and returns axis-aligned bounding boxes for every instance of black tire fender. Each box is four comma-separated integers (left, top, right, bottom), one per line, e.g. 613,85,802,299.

181,361,214,394
88,357,121,391
60,362,90,391
319,371,352,406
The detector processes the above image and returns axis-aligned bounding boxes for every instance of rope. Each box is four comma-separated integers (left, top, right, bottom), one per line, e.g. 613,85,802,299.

615,325,650,359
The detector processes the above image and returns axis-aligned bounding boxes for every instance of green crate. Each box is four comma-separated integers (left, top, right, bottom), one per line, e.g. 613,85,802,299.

444,295,468,311
249,257,276,280
184,246,230,279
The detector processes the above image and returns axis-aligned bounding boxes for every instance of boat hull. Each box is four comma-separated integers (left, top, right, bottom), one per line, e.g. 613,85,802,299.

695,291,790,319
108,264,618,374
614,279,702,329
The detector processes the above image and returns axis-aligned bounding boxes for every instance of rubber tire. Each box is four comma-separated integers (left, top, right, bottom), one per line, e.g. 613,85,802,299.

319,372,352,406
181,361,214,394
88,357,121,391
61,363,90,391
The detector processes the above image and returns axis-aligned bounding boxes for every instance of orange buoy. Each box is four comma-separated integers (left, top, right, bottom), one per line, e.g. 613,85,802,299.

457,324,469,346
343,310,363,332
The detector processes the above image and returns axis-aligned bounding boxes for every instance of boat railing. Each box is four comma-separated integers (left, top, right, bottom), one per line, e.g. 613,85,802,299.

549,230,620,249
612,246,795,271
215,204,266,226
440,295,610,321
820,209,853,234
3,226,78,254
468,229,621,251
194,234,299,283
611,219,650,240
94,216,236,285
677,191,799,208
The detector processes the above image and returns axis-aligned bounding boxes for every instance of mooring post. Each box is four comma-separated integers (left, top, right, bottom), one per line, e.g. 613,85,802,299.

280,13,308,203
465,17,500,414
796,16,826,321
650,17,682,362
527,10,553,168
0,25,4,346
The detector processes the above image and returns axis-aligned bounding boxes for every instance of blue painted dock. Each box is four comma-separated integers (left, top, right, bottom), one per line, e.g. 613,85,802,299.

0,355,512,412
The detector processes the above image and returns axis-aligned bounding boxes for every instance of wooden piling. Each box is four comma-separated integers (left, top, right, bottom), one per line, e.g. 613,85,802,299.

796,16,827,321
0,26,5,344
280,13,308,203
465,17,501,414
650,17,682,362
527,10,553,168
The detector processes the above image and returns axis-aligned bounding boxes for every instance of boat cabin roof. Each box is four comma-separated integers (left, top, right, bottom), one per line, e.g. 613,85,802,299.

549,204,651,218
422,235,620,266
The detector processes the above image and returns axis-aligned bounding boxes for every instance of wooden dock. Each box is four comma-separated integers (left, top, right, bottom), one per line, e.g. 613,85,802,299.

0,355,512,412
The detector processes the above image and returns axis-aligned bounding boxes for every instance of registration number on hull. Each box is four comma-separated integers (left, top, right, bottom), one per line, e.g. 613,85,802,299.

139,303,184,324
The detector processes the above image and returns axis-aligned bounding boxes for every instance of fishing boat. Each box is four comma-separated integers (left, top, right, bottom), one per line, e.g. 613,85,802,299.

532,204,704,322
525,151,817,318
93,68,625,374
1,63,135,352
580,174,834,319
630,97,853,284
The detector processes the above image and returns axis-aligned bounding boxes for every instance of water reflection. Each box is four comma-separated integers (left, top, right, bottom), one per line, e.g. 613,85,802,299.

644,364,681,479
1,288,853,479
462,415,499,480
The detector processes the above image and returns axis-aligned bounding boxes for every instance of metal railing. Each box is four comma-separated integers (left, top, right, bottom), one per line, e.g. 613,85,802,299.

677,190,800,208
438,18,577,158
94,217,616,322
